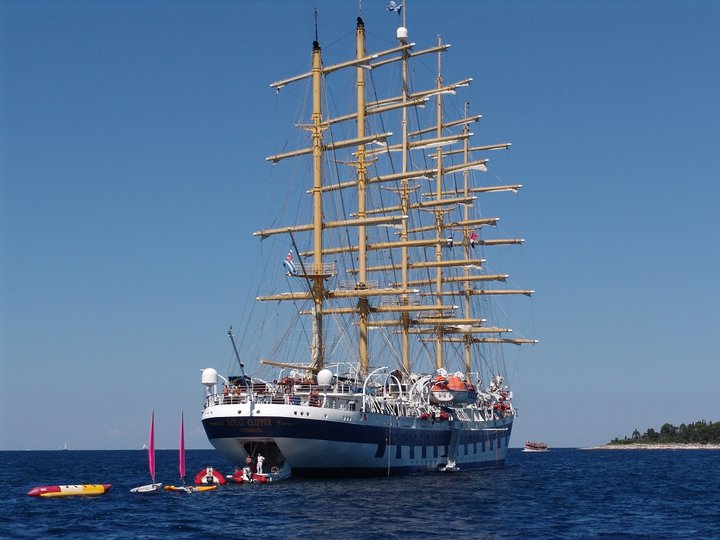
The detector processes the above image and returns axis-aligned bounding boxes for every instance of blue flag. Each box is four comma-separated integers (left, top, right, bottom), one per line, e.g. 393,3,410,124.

283,250,297,275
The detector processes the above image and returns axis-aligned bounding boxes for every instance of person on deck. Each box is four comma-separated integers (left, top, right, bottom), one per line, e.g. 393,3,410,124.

256,453,265,474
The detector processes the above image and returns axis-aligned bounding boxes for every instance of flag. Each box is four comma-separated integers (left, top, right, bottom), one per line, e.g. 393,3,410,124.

283,250,297,275
387,1,403,14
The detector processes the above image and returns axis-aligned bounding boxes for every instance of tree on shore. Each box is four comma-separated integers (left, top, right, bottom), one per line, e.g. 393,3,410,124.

610,420,720,445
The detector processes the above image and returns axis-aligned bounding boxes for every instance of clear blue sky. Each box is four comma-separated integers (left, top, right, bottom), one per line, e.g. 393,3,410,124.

2,0,719,450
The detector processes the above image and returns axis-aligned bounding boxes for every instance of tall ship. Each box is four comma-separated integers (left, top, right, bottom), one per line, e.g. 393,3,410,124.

200,6,536,478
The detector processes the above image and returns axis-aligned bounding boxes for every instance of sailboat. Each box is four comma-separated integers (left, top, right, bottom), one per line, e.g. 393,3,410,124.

165,412,216,492
200,6,536,477
130,411,163,493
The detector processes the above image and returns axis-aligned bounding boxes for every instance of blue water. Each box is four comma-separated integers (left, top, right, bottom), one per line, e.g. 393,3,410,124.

1,448,718,539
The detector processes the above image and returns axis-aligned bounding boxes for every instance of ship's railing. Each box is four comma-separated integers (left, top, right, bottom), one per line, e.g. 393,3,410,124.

203,381,364,410
337,279,380,290
202,378,516,418
204,380,400,410
379,295,421,306
302,261,336,277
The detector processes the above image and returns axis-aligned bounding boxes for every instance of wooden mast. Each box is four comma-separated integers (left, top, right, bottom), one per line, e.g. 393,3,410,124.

310,37,324,371
259,16,537,378
462,102,473,377
399,24,411,374
434,35,445,371
356,17,370,377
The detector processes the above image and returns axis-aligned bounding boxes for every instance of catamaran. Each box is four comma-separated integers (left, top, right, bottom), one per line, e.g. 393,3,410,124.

131,411,162,493
200,6,536,478
166,412,216,492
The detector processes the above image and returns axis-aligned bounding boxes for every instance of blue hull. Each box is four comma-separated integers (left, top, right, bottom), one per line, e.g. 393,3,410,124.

202,408,513,477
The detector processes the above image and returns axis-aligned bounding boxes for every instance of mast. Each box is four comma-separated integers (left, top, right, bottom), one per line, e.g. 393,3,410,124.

149,411,156,484
356,17,370,377
398,23,411,374
179,412,185,483
433,35,445,371
310,35,324,371
259,14,537,380
462,101,473,377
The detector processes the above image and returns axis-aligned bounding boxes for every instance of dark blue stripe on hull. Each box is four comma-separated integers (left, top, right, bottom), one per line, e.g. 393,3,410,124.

202,415,511,447
203,414,512,477
204,415,390,442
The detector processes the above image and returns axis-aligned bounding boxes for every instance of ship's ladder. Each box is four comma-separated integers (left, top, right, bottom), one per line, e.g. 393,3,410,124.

442,419,462,472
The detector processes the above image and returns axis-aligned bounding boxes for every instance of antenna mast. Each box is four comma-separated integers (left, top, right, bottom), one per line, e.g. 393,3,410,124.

314,8,318,43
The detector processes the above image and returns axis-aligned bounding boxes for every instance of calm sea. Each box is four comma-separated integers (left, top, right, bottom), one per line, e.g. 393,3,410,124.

1,448,718,539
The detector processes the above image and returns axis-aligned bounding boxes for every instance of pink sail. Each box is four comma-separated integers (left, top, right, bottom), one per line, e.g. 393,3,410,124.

179,412,185,481
148,412,156,483
130,412,162,493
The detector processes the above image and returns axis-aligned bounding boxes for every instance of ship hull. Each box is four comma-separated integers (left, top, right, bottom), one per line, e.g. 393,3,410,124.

202,402,512,477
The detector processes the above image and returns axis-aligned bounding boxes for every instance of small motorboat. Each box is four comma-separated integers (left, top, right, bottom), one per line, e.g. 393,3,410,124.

28,484,112,498
252,473,269,484
523,441,549,452
228,469,248,484
227,468,268,484
439,462,460,473
194,467,227,485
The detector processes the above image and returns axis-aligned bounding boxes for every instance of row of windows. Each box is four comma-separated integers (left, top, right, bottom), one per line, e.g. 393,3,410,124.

376,435,510,460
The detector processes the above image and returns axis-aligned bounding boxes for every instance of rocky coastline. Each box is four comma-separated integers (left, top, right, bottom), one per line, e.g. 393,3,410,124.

583,443,720,450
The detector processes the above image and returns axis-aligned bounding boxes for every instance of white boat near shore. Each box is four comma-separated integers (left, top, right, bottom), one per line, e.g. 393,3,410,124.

523,441,549,452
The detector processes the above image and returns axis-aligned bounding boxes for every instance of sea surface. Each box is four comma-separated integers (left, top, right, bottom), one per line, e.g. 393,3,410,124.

1,448,718,539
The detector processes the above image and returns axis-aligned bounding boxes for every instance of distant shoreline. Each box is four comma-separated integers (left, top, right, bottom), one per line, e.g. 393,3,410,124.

582,443,720,450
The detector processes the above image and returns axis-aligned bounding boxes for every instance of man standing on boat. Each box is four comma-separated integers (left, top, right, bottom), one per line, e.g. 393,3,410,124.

242,455,253,480
256,453,265,475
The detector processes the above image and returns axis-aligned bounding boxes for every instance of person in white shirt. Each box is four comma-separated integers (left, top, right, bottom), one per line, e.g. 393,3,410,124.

256,453,265,474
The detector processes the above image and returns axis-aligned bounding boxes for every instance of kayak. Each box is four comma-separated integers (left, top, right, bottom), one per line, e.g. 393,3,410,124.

130,483,163,493
164,484,216,493
28,484,112,498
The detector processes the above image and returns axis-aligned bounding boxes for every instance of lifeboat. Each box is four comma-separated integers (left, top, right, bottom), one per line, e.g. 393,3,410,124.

430,376,453,404
194,467,227,485
28,484,112,498
430,373,477,404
